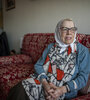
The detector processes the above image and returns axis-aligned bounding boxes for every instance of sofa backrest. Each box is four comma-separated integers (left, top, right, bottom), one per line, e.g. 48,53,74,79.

22,33,55,64
76,33,90,49
22,33,90,64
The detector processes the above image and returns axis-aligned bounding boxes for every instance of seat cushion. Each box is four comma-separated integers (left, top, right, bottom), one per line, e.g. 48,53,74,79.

0,63,34,100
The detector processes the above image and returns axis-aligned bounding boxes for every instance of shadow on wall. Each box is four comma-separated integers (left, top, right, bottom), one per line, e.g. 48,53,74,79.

0,32,10,56
0,0,3,29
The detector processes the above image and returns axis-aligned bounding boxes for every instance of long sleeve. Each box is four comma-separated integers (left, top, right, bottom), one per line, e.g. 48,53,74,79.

66,43,90,92
34,43,54,81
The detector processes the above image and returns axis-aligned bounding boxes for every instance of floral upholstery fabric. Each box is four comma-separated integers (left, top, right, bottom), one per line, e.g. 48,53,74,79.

0,55,33,100
22,33,55,64
0,33,90,100
0,54,32,66
0,63,34,100
76,33,90,48
72,93,90,100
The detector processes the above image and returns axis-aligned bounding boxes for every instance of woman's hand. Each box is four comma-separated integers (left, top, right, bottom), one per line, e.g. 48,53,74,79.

41,79,51,92
41,79,54,100
41,79,67,100
48,83,67,99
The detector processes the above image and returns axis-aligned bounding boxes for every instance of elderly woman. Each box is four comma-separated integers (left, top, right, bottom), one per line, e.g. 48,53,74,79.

7,19,90,100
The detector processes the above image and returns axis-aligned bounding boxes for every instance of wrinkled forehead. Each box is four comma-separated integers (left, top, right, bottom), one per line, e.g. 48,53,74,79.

61,20,75,28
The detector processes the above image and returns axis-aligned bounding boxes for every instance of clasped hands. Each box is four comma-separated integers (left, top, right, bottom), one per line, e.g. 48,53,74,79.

41,79,67,100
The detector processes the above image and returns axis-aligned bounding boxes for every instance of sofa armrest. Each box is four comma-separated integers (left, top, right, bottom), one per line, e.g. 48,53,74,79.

0,54,32,66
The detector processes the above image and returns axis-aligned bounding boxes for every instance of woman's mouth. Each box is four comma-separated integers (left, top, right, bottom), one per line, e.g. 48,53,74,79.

66,37,72,40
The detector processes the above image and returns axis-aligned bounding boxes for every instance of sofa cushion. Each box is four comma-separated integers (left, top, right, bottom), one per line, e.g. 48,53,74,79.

0,63,34,100
22,33,55,64
76,33,90,48
0,54,32,67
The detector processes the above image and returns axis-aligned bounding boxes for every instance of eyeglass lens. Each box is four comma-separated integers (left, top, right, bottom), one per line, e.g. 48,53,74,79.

60,27,77,32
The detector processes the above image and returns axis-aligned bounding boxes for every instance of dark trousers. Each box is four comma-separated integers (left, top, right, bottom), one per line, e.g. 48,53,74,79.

7,81,29,100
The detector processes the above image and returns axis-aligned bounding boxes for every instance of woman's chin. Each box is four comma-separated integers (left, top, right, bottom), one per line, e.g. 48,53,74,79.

64,40,73,44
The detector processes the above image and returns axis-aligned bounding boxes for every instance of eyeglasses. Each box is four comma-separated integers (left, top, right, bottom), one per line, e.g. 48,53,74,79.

60,27,77,33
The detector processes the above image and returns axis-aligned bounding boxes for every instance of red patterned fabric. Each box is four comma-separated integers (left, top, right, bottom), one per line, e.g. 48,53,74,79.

72,93,90,100
0,63,34,100
22,33,55,64
76,33,90,48
0,33,90,100
0,54,33,100
0,54,32,66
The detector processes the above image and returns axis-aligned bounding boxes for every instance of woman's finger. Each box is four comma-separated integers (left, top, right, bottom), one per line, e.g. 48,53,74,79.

46,95,51,99
48,88,54,93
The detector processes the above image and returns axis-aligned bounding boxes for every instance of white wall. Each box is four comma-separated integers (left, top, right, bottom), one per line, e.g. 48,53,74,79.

3,0,90,53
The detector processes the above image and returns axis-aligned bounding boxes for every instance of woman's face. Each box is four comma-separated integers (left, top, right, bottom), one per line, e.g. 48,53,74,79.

60,21,76,44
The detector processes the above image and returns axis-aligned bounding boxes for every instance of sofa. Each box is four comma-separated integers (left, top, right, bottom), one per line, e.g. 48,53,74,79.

0,33,90,100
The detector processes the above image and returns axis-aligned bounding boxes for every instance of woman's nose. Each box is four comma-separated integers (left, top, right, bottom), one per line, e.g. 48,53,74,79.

67,30,71,34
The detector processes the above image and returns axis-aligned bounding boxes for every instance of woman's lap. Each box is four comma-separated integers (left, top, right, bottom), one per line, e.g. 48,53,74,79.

7,81,29,100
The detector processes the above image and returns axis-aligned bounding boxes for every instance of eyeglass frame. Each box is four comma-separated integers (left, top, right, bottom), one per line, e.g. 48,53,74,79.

60,27,77,33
